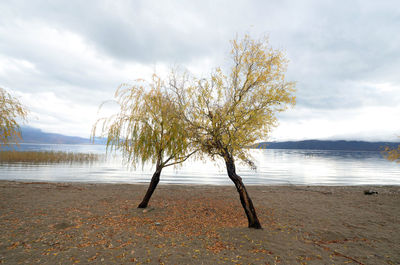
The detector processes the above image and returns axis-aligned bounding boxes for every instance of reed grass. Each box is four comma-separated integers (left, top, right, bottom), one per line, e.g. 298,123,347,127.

0,151,102,164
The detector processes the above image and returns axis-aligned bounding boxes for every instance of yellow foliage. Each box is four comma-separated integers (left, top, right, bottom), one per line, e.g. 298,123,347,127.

92,75,193,168
94,34,296,170
383,144,400,163
0,87,28,148
169,34,296,166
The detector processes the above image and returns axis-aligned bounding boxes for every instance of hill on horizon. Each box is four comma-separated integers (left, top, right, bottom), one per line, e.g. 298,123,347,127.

19,126,91,144
255,140,400,151
15,126,400,151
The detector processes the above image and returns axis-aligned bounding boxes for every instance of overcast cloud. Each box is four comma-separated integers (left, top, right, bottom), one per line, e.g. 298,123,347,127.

0,0,399,141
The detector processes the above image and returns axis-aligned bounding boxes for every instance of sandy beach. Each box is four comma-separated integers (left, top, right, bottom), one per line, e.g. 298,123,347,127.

0,181,399,264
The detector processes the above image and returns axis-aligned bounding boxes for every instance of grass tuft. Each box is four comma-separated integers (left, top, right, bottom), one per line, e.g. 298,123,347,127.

0,151,102,164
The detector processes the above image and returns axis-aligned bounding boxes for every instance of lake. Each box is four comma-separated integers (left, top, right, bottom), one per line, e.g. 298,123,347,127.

0,143,399,185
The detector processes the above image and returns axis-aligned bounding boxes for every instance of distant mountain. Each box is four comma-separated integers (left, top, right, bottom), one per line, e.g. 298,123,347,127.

17,127,399,150
254,140,400,151
19,126,91,144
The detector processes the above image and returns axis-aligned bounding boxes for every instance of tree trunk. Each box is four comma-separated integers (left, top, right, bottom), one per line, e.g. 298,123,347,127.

138,166,162,208
225,156,262,229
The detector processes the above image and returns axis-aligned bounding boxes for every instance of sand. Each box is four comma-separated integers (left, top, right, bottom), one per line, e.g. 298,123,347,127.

0,180,399,264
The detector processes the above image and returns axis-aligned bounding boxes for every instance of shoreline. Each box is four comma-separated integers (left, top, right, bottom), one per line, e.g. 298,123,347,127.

2,179,400,187
1,180,399,264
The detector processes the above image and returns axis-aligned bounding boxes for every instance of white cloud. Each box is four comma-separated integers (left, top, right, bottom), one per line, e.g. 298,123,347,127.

0,0,399,141
271,105,400,141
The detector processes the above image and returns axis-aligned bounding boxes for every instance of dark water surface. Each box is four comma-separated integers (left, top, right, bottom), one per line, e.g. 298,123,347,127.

0,144,399,185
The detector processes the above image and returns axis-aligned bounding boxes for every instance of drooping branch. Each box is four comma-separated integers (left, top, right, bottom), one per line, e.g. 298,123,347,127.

0,88,29,147
164,149,198,167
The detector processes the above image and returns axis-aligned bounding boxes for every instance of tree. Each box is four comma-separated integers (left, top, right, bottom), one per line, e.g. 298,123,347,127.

0,87,28,148
383,142,400,163
169,35,296,229
92,75,195,208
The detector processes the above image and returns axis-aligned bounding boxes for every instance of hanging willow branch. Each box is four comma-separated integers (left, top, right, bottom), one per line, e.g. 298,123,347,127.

0,88,29,148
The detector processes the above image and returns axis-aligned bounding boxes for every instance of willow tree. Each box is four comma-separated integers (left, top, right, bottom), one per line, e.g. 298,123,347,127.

169,35,296,229
93,75,195,208
0,87,28,148
383,143,400,163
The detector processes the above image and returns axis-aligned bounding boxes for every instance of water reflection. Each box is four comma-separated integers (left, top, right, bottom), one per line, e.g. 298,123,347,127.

0,144,399,185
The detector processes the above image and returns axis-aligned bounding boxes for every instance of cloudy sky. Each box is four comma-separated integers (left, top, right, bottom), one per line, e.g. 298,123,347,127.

1,0,399,141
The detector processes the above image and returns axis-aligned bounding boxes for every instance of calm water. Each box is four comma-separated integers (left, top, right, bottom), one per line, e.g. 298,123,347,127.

0,144,399,185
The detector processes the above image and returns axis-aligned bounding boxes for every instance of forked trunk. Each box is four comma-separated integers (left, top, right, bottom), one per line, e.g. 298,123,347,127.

138,166,162,208
225,156,262,229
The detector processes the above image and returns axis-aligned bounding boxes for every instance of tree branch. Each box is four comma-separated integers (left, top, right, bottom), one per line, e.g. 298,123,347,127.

164,150,198,167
